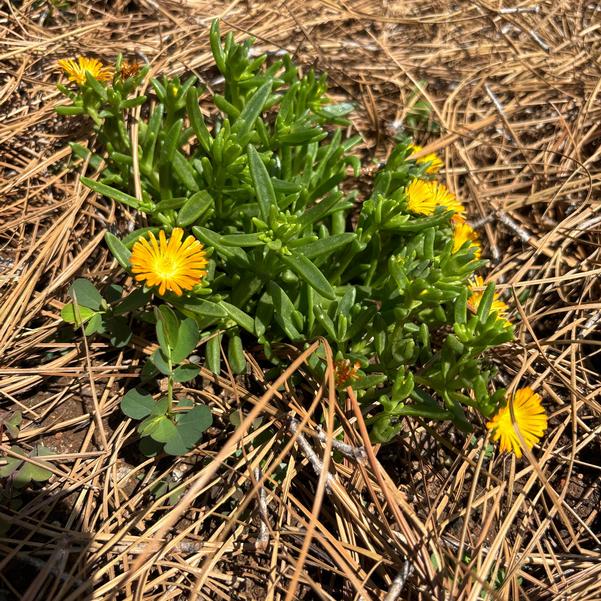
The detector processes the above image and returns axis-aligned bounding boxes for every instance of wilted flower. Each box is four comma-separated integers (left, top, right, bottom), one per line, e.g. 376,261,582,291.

119,60,141,79
335,359,361,388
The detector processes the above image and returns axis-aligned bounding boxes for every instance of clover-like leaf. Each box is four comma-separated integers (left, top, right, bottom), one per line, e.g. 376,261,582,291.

173,364,200,383
171,317,200,364
61,304,96,326
105,316,132,347
138,436,163,457
121,388,156,419
163,404,212,456
151,348,171,375
69,278,104,310
139,415,178,443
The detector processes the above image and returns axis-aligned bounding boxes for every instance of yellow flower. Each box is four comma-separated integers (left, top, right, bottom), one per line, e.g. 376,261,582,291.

468,275,510,325
486,387,547,458
452,215,481,258
57,56,113,86
406,179,464,216
408,144,443,174
130,228,208,296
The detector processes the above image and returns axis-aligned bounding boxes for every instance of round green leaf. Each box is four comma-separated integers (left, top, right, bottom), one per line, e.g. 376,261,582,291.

139,436,163,457
163,404,212,456
69,278,104,310
61,304,96,325
173,364,200,383
148,416,178,443
171,318,199,364
121,388,155,419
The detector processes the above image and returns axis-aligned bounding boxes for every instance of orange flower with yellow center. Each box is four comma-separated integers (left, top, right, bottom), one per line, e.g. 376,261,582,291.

486,387,547,458
408,144,444,174
452,215,481,258
57,56,113,86
130,228,208,296
406,179,464,216
468,275,510,325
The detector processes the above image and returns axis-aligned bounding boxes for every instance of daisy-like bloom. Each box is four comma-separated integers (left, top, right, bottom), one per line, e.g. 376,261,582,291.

408,144,444,174
58,56,113,86
130,228,208,296
334,359,361,388
452,215,481,258
119,60,141,79
468,275,510,325
486,387,547,458
405,179,465,216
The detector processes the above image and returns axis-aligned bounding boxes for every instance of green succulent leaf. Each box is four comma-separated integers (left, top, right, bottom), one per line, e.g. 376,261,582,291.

82,177,139,209
280,252,335,300
104,232,132,269
247,144,276,221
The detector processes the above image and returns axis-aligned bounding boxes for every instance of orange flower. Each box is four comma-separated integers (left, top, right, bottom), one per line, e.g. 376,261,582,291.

130,228,208,296
486,388,547,458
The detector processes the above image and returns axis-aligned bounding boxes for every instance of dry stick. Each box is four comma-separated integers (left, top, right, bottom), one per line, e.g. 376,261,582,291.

452,436,491,599
182,381,374,599
289,417,335,491
511,296,589,547
73,293,109,451
253,466,270,551
315,424,367,462
383,560,413,601
285,339,337,601
346,387,432,590
119,340,322,594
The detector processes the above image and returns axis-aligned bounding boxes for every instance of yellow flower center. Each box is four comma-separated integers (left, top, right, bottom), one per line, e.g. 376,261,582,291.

155,257,177,278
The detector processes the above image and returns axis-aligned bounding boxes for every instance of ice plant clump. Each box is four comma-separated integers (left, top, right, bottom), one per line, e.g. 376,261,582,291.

486,387,547,458
130,228,208,296
56,21,529,449
57,56,113,86
405,179,464,216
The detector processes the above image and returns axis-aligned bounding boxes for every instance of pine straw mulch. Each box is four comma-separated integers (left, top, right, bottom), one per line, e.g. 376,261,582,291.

1,1,600,599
